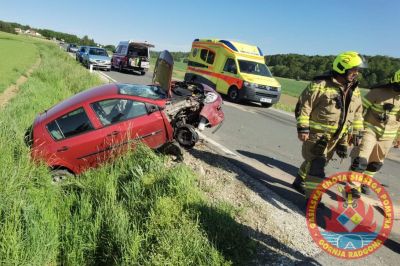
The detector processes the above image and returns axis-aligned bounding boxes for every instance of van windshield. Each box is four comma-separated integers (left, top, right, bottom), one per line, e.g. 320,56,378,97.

238,60,272,77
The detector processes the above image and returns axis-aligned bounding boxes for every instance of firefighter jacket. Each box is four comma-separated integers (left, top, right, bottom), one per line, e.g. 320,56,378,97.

295,75,364,143
362,86,400,140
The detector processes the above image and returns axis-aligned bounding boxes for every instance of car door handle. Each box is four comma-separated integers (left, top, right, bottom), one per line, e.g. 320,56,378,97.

107,131,120,137
57,146,69,152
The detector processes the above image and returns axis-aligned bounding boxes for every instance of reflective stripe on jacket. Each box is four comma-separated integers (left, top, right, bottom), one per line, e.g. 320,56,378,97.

296,76,363,140
362,87,400,140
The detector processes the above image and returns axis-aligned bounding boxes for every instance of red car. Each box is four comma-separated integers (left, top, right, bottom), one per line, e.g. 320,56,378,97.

25,51,224,178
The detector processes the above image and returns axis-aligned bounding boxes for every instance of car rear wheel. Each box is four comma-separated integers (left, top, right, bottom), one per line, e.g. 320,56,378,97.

119,63,123,73
228,87,240,103
140,71,145,75
51,169,73,182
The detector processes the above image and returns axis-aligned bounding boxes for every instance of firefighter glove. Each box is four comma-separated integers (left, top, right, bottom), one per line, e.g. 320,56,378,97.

336,143,348,158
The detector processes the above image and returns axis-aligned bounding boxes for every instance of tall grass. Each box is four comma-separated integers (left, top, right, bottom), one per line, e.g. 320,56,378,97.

0,35,255,265
0,32,40,93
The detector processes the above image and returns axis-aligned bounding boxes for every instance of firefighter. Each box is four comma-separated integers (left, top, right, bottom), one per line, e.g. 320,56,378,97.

292,51,366,200
350,69,400,194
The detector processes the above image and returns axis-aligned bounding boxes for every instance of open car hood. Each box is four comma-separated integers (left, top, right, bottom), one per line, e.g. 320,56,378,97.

152,50,174,97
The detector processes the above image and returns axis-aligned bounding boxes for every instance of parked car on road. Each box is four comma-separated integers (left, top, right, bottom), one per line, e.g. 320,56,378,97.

111,40,154,75
82,47,111,71
25,51,224,178
67,43,79,53
75,46,88,62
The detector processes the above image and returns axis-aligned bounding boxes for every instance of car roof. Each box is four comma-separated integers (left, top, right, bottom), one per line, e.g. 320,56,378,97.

44,84,119,120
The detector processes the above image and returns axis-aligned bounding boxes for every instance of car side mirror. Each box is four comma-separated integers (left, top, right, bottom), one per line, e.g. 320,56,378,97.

146,103,159,114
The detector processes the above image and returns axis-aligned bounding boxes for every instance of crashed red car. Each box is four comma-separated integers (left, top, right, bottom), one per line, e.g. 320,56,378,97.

25,51,224,177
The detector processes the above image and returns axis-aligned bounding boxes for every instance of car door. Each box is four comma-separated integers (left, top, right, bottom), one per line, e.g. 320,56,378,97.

90,98,167,152
216,57,240,95
45,107,118,173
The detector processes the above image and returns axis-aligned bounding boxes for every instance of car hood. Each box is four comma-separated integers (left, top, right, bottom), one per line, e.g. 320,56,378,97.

88,55,110,61
152,50,173,97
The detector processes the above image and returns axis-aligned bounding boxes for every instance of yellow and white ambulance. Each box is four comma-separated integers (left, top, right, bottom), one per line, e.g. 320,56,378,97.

184,39,281,107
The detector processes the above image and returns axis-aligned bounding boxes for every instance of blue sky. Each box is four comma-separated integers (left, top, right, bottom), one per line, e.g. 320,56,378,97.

1,0,399,57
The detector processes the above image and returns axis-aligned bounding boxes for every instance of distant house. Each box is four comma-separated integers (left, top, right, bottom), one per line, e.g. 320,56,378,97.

14,28,22,34
24,29,42,37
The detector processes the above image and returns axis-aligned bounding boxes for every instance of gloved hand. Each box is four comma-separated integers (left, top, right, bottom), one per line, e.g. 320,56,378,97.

336,143,348,158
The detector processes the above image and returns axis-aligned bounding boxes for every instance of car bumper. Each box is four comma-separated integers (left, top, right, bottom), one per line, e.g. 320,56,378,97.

90,63,111,69
239,85,281,104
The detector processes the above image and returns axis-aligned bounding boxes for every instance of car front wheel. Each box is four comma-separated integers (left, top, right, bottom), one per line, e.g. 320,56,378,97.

228,87,241,103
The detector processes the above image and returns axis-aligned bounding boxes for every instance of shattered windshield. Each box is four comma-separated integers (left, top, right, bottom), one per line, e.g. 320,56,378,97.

238,60,273,77
118,84,166,100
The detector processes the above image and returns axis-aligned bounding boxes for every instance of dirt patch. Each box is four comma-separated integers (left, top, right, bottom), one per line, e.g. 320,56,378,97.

280,93,298,106
168,142,321,264
0,58,41,109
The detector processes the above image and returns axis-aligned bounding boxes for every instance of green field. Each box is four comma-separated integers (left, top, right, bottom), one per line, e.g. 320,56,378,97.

0,32,255,265
275,77,308,98
0,32,40,93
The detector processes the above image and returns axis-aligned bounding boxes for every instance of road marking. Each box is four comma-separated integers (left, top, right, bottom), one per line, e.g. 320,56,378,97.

97,71,117,83
197,131,239,157
223,100,294,117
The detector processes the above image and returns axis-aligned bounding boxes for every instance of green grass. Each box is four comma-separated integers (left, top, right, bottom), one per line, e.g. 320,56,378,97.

0,34,256,265
275,77,308,98
0,32,40,93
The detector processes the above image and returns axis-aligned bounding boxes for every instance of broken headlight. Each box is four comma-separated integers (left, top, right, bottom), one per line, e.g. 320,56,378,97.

204,92,218,104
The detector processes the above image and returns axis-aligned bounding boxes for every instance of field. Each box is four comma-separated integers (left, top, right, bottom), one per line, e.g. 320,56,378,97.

0,32,254,265
0,32,40,93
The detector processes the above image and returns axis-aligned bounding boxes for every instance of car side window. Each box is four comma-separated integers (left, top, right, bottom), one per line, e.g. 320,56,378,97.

223,58,237,74
46,107,94,140
91,99,148,126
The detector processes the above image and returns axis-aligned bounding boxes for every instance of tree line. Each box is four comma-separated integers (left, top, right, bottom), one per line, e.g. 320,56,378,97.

265,54,400,88
0,20,114,48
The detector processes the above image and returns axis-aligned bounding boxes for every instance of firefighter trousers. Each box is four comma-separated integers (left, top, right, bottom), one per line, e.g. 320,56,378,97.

297,133,339,198
351,129,394,178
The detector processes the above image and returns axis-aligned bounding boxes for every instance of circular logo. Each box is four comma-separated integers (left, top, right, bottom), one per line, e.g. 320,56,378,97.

306,171,393,259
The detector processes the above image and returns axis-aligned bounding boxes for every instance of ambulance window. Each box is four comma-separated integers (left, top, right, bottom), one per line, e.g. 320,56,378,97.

207,51,215,64
200,49,208,62
223,58,237,74
192,48,198,57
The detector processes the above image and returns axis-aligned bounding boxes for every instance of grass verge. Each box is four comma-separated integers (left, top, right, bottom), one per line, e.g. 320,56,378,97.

0,32,40,93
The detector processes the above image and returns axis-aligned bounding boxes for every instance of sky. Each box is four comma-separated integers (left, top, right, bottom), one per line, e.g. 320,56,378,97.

1,0,399,57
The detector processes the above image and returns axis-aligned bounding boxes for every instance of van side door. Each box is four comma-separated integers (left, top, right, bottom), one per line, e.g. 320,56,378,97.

216,58,241,95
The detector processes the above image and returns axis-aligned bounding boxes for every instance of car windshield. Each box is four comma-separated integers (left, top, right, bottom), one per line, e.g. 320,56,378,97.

89,48,108,56
118,84,167,100
70,44,77,48
238,60,273,77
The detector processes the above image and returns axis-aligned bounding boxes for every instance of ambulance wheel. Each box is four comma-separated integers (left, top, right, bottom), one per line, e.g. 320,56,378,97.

228,87,240,103
261,103,273,108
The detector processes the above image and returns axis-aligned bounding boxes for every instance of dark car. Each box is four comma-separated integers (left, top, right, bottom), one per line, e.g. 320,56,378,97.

75,46,88,63
25,51,224,178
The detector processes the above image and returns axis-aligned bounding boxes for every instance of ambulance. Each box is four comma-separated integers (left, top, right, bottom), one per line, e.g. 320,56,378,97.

184,39,281,107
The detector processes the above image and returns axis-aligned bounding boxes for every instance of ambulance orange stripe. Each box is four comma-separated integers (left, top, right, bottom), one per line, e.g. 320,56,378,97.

188,66,244,89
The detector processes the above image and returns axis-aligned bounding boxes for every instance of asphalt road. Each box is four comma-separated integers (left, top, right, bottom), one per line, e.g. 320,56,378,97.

101,68,400,263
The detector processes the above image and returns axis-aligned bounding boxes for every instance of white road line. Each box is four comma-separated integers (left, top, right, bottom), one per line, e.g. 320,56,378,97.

97,71,117,83
197,131,239,157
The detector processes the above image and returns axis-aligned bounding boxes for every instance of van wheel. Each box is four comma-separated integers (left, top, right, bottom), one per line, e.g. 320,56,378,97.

228,87,240,103
51,169,73,182
119,63,123,73
140,71,145,75
261,103,273,108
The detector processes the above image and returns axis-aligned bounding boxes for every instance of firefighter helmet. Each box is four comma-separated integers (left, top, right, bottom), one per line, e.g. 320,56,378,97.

391,69,400,84
332,51,367,74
